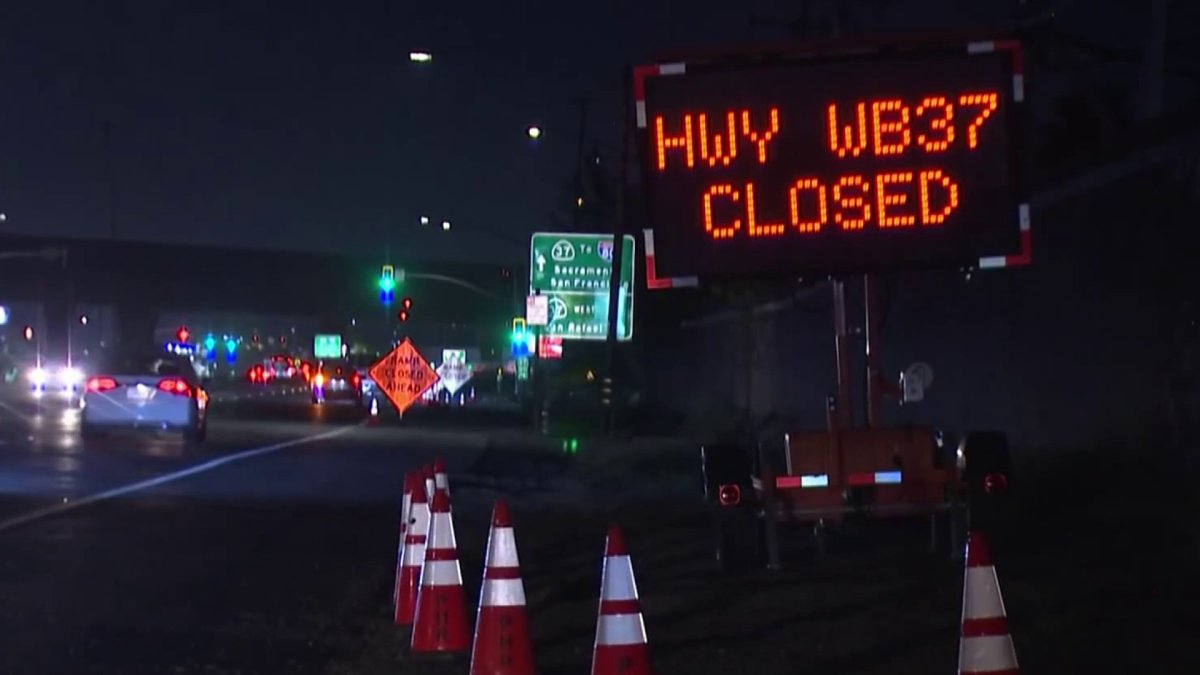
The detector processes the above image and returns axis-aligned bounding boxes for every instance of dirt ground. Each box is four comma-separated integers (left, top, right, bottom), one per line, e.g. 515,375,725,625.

323,446,1200,675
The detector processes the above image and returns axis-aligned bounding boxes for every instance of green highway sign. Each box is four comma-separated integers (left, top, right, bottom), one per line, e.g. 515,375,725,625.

314,334,342,359
529,232,635,341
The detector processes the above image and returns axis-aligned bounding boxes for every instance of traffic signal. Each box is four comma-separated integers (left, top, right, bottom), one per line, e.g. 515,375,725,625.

510,318,533,357
225,338,238,364
379,264,396,304
397,297,412,322
176,326,190,343
22,325,34,341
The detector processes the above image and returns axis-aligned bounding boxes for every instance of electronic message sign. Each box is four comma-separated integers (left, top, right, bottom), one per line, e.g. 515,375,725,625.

635,38,1028,283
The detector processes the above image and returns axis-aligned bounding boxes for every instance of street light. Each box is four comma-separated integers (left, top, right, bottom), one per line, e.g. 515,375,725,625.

441,220,451,231
409,51,433,63
526,125,542,140
420,216,430,225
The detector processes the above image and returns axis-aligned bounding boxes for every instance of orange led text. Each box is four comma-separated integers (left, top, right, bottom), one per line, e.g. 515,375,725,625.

700,171,960,239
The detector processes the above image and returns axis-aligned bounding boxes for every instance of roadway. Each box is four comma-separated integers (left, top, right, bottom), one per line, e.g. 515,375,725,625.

0,383,1195,674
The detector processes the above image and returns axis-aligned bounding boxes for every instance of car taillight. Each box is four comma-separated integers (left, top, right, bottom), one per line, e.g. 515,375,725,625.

86,377,118,392
351,373,361,387
983,472,1008,495
313,373,325,387
157,378,192,397
717,484,742,507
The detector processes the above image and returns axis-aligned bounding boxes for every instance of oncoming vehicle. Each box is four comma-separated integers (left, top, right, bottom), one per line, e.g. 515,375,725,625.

311,359,363,406
26,360,86,403
81,352,210,441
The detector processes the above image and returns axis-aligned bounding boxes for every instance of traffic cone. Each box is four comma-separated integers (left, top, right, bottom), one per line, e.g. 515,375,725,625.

411,487,471,654
591,525,651,675
958,530,1019,674
392,471,418,619
470,499,536,675
394,474,431,626
423,463,436,501
434,457,451,496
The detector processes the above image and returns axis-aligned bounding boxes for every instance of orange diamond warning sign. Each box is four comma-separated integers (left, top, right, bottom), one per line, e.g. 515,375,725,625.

368,339,439,414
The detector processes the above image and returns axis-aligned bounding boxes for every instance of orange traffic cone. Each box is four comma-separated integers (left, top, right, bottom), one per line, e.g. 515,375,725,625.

411,487,471,654
392,471,419,619
423,463,436,501
394,473,430,626
434,457,451,496
470,499,536,675
959,530,1019,674
591,525,651,675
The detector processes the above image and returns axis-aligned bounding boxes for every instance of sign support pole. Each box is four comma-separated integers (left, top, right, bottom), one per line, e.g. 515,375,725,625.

831,279,854,432
864,274,884,428
602,66,633,436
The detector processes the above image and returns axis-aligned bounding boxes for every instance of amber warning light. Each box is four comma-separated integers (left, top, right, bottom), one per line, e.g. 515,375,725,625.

636,39,1028,282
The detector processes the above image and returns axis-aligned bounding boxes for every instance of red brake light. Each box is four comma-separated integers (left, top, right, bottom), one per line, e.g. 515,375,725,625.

717,484,742,507
157,378,192,397
983,472,1008,495
86,377,118,392
351,373,361,386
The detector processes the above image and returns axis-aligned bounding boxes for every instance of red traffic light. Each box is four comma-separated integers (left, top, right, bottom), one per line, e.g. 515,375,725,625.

401,297,412,310
717,484,742,507
176,326,190,343
397,310,409,322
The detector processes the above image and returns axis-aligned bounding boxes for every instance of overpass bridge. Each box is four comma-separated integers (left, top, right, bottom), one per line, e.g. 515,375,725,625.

0,234,523,358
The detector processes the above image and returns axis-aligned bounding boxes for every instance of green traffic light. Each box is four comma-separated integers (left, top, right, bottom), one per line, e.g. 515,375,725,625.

379,277,396,292
204,336,217,351
225,339,237,352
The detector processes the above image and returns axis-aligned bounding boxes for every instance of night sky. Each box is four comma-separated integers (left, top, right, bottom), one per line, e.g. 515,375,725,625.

0,1,1160,263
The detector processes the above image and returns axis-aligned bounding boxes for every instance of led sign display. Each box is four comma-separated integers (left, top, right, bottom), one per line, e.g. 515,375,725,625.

636,39,1027,281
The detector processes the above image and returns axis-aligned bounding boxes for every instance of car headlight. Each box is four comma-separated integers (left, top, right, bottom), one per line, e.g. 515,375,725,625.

59,367,84,386
28,367,48,385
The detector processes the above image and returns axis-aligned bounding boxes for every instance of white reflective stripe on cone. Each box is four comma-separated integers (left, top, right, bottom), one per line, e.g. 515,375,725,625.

402,541,427,565
488,528,520,567
601,556,638,601
422,559,463,586
596,613,647,646
425,478,435,499
959,635,1019,672
435,473,449,491
428,514,458,548
481,578,526,607
963,567,1008,619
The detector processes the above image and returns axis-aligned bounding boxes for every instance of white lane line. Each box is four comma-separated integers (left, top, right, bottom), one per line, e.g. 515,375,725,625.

0,425,356,532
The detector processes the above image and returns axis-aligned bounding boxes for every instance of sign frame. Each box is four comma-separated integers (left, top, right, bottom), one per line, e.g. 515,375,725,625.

528,231,636,341
632,35,1031,290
